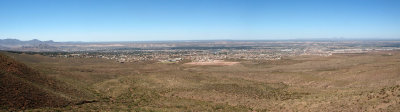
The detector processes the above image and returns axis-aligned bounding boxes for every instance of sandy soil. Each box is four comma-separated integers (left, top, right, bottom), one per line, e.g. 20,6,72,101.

184,60,239,66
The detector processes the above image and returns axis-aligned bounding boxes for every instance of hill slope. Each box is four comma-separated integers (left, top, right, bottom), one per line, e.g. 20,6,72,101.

0,53,69,110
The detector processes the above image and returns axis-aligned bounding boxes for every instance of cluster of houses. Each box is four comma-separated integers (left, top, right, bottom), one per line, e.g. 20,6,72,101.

39,46,400,63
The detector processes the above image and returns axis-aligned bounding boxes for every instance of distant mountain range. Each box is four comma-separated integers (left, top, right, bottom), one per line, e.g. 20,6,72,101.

0,39,57,51
2,38,400,52
0,39,55,46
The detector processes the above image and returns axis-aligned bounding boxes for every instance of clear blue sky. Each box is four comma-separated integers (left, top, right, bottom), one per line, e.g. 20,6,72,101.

0,0,399,41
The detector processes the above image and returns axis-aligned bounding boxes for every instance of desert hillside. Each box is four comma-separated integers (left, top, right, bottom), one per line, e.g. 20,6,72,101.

0,51,399,111
0,53,95,111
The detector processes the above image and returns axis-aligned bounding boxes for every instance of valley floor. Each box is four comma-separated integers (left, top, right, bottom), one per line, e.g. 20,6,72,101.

2,50,400,111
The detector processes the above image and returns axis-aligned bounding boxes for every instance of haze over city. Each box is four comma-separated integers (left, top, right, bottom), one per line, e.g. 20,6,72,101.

1,0,399,41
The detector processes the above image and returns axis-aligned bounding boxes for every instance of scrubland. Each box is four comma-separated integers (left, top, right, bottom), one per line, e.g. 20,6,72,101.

1,50,400,111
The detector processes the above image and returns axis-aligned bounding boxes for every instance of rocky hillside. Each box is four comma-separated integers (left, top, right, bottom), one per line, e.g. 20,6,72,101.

0,53,70,110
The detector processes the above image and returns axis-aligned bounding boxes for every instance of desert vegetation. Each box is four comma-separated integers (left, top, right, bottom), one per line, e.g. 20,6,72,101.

1,50,400,111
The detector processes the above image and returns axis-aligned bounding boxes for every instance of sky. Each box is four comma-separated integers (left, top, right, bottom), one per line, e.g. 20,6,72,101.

0,0,399,42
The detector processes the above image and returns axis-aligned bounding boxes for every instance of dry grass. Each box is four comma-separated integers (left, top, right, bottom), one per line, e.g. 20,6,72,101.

184,60,239,66
1,50,400,111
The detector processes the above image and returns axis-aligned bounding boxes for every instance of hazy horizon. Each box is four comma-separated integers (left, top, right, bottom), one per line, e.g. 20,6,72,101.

3,37,400,43
1,0,399,41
